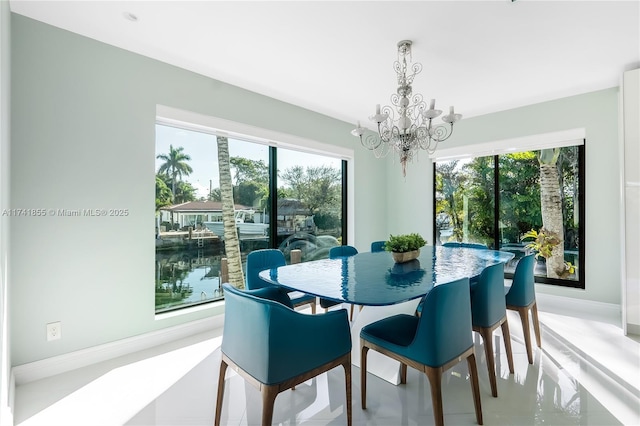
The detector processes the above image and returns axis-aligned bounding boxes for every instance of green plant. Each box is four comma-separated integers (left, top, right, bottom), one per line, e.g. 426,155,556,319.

561,261,576,277
384,233,426,253
521,228,576,278
521,228,561,259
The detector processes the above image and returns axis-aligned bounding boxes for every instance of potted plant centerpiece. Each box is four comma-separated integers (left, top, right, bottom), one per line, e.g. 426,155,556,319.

384,233,426,263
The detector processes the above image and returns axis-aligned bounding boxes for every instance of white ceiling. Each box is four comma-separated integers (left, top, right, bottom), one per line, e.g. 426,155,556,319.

9,0,640,127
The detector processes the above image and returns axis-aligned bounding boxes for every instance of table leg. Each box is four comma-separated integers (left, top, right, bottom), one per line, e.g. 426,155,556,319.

349,299,421,385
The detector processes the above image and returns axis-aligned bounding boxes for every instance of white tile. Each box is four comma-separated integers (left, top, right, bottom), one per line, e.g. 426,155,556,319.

14,303,640,426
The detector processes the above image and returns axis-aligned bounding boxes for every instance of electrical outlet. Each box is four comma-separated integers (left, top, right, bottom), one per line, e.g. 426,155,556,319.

47,321,61,341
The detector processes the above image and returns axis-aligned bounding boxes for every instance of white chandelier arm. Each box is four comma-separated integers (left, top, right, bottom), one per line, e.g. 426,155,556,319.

378,120,394,144
371,139,392,158
429,123,454,142
351,125,383,152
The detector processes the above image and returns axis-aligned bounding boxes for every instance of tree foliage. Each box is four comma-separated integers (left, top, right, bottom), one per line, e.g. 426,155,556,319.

435,147,578,249
155,175,172,211
156,145,193,201
227,157,269,208
230,157,269,185
498,152,542,241
209,187,221,201
463,157,494,245
156,173,196,204
195,157,342,227
174,181,197,204
435,160,465,239
313,211,341,230
280,165,341,216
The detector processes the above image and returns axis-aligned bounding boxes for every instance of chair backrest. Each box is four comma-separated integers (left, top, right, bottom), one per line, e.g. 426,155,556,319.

221,283,351,385
245,249,285,290
410,277,473,367
329,245,358,259
443,242,488,250
506,253,536,307
222,283,295,384
370,241,386,253
471,263,506,328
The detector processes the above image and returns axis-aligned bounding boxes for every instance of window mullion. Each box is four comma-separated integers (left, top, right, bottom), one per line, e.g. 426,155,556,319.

494,155,500,251
269,146,278,249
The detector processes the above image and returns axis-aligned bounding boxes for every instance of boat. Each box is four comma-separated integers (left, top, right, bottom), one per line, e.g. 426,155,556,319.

203,209,268,239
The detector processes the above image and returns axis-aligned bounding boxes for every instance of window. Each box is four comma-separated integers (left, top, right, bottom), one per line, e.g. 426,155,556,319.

155,118,348,313
434,144,585,288
277,148,344,262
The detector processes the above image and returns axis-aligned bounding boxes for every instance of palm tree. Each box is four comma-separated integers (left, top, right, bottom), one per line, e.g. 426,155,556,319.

156,145,193,202
217,136,245,288
538,148,565,278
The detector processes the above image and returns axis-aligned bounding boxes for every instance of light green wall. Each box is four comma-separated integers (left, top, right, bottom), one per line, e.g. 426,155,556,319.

388,88,623,305
9,15,386,365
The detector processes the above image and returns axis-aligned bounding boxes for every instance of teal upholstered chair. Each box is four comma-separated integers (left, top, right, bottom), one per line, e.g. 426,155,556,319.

329,245,359,258
216,284,352,426
505,253,540,364
415,242,489,317
324,245,359,319
370,240,386,253
246,249,316,314
360,278,483,426
471,262,514,397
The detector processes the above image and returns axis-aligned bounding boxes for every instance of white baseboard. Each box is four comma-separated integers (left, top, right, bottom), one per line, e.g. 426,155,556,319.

536,292,622,322
12,315,224,386
627,323,640,336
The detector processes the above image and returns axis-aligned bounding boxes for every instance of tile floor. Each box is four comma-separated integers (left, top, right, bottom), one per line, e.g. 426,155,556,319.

13,296,640,426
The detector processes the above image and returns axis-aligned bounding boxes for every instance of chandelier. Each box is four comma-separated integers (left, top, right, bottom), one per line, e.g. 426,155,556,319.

351,40,462,177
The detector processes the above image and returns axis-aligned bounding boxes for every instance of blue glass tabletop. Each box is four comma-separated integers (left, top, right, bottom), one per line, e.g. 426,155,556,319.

258,245,514,306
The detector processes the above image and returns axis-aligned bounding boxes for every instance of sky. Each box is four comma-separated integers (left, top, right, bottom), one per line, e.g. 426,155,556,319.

155,124,341,198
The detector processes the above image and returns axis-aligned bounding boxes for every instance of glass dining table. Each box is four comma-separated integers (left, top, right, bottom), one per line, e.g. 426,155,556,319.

259,245,514,384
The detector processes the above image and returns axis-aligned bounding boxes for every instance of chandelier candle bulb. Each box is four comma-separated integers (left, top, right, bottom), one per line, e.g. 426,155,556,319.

352,39,462,177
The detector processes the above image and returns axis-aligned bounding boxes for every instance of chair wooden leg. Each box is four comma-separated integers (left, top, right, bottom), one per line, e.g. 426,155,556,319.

517,306,534,364
425,367,444,426
466,352,484,425
343,359,353,426
214,359,228,426
311,300,316,315
261,385,279,426
361,345,369,409
478,327,498,397
501,319,515,374
532,301,542,348
400,363,407,384
350,304,354,321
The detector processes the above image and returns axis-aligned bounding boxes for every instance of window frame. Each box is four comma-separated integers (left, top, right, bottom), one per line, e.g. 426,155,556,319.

154,106,354,314
432,140,586,289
